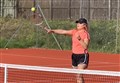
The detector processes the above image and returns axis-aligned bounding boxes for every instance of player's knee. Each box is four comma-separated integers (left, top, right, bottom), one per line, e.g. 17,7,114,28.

78,63,87,69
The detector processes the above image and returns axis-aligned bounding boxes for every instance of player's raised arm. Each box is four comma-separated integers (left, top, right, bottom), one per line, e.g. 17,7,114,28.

44,27,73,36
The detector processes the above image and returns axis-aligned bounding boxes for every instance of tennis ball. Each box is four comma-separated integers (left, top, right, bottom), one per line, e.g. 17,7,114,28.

31,7,36,12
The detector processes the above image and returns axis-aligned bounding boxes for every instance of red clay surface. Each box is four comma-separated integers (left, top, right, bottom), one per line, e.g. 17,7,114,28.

0,48,120,83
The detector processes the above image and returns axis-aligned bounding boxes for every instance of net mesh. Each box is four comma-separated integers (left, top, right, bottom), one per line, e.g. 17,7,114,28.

0,63,120,83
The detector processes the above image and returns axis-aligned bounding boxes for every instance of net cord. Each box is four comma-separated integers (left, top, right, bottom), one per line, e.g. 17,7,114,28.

0,63,119,77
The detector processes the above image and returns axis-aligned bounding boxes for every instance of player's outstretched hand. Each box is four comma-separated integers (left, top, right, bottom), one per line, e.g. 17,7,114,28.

44,27,53,34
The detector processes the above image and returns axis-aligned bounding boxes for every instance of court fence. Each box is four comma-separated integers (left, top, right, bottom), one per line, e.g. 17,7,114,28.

0,0,120,20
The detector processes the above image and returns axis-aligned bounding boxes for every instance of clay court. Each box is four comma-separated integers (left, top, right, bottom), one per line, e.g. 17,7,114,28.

0,48,119,83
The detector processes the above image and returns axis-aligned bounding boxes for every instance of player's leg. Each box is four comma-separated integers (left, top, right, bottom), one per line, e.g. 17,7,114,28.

72,53,79,83
77,64,87,83
72,53,78,68
77,54,89,83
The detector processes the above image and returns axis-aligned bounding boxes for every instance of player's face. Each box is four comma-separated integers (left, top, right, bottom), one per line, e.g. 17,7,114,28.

76,23,86,30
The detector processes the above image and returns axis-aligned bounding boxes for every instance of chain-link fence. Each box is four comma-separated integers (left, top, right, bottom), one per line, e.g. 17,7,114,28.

0,0,120,20
0,0,17,18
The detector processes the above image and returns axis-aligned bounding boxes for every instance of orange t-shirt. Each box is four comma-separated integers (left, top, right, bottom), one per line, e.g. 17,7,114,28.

71,29,90,54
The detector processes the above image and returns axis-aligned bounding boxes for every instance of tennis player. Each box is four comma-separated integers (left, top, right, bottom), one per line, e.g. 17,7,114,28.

45,18,90,83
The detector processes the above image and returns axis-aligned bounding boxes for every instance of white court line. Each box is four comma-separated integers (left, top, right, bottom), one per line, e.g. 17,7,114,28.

48,64,119,68
90,65,119,68
1,53,69,61
91,61,119,65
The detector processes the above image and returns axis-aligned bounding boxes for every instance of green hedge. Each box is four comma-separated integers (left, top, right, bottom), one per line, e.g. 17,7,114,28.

0,17,120,53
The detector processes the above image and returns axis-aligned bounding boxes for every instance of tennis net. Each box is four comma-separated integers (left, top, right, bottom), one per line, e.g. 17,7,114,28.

0,63,120,83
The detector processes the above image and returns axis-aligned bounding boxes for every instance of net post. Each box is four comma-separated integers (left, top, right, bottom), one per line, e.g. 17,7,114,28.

4,64,7,83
